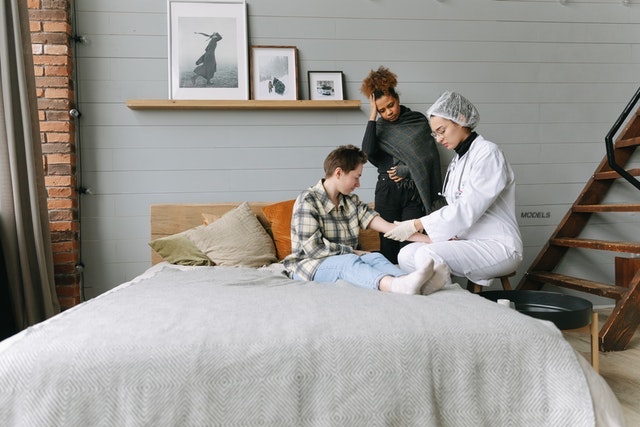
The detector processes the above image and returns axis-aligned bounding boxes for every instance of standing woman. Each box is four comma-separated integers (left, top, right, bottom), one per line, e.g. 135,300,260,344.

360,66,442,264
384,91,523,288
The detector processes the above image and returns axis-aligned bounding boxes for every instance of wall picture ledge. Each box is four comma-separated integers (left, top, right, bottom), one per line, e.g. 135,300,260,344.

167,0,249,100
125,99,362,110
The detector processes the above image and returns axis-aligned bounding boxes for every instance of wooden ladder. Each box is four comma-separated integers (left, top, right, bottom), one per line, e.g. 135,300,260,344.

517,88,640,352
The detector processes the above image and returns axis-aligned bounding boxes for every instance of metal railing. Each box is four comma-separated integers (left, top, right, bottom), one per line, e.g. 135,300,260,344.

605,85,640,191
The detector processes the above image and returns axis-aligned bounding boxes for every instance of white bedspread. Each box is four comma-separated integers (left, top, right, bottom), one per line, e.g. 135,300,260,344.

0,264,623,426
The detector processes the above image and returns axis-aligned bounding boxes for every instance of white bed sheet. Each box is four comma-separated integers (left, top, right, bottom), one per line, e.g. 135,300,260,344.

0,263,625,426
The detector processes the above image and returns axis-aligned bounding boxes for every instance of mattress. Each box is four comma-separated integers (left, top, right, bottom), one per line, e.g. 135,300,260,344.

0,263,625,426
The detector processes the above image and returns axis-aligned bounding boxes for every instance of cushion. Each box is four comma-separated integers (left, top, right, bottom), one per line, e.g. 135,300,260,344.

189,202,277,267
261,199,295,260
149,226,213,266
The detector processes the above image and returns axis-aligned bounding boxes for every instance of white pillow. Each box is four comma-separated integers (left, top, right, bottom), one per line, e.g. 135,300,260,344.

188,202,277,268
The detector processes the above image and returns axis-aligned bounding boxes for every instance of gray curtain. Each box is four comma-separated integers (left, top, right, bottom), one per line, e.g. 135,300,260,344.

0,0,60,332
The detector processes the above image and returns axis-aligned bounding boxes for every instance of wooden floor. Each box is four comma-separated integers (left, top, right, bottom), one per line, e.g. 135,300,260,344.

563,307,640,426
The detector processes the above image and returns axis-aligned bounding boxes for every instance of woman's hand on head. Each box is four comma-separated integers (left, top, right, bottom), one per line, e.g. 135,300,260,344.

368,93,378,121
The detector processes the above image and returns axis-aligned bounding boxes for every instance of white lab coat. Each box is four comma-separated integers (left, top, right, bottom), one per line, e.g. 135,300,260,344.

398,135,522,286
422,134,522,253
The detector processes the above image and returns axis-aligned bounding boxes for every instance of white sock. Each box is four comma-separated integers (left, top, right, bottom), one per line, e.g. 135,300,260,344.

421,262,450,296
391,259,435,295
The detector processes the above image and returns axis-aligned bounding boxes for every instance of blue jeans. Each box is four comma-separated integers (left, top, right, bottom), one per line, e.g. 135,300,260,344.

311,253,406,290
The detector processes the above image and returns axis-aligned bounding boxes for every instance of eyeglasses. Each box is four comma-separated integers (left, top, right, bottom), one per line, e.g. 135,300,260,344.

430,125,447,139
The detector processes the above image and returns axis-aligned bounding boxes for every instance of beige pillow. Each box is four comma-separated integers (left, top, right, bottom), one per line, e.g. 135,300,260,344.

189,202,277,267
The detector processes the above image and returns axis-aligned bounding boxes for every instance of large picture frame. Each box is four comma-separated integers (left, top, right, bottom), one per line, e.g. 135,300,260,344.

308,71,345,101
167,0,249,100
250,46,299,100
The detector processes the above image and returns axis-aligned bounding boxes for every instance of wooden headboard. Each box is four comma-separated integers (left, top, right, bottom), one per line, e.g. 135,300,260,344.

150,202,381,264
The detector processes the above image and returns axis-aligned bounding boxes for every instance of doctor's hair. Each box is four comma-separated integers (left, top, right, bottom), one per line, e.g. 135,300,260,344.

324,145,368,177
360,66,399,100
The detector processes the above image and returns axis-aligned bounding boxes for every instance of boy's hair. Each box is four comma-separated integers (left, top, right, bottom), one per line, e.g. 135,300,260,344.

324,145,368,178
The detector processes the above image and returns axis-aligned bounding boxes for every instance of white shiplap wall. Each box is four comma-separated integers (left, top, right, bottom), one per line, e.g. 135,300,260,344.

74,0,640,299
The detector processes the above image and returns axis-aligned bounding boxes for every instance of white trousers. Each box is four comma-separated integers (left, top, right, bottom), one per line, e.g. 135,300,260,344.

398,240,523,287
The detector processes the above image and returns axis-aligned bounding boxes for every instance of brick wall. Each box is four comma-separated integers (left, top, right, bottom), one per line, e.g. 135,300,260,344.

28,0,79,309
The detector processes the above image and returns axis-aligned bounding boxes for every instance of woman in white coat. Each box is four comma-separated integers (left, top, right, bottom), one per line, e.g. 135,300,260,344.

384,91,523,288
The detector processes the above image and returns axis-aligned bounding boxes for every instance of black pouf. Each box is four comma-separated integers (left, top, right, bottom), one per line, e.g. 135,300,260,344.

481,290,593,330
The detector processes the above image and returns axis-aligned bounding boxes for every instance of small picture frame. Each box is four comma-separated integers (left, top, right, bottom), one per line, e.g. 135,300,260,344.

167,0,249,100
250,46,299,100
308,71,345,101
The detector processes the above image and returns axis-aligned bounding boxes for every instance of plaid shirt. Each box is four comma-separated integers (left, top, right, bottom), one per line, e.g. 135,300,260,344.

283,179,378,281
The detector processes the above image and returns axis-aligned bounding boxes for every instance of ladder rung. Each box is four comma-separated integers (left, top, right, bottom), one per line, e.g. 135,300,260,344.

550,237,640,253
594,168,640,180
526,271,628,299
573,203,640,212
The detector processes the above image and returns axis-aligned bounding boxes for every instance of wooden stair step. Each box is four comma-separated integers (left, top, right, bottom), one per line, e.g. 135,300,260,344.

616,136,640,148
526,271,628,299
550,237,640,253
572,203,640,212
595,168,640,180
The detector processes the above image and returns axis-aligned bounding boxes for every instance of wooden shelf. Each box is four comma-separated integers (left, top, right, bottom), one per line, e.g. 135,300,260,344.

125,99,361,110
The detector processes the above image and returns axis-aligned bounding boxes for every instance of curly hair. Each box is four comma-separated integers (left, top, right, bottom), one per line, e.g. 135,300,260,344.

360,66,399,100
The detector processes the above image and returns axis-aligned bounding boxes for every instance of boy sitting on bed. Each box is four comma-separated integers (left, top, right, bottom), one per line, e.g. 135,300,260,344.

283,144,449,295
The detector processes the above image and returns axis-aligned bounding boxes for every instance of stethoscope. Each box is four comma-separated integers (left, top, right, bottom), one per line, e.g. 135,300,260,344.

438,153,469,200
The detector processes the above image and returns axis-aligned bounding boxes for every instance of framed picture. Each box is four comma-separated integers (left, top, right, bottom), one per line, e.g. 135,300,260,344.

250,46,299,100
308,71,345,101
167,0,249,100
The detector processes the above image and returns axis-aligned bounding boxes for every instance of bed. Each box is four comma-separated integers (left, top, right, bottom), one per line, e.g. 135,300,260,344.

0,202,626,426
